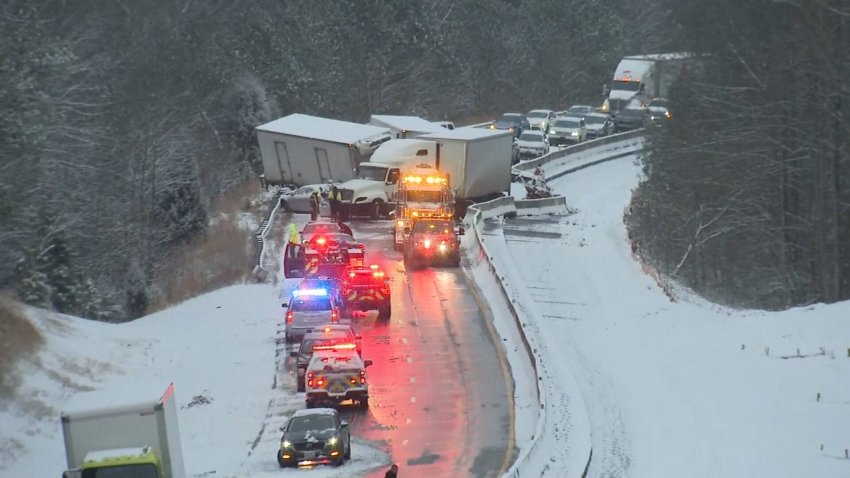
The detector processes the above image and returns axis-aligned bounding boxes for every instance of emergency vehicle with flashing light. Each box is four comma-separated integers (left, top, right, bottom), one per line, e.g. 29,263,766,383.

403,218,464,270
283,288,340,344
305,349,373,409
339,264,392,320
392,164,455,251
283,231,365,279
291,325,361,393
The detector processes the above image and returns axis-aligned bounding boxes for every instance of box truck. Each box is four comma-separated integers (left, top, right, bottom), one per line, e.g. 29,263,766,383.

338,128,513,219
604,52,696,114
61,383,185,478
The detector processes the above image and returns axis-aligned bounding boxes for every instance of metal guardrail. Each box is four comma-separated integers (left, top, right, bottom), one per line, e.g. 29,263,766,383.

513,129,644,175
252,189,283,281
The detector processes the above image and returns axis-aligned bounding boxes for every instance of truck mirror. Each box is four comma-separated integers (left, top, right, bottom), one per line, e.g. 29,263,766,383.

341,421,349,428
281,303,288,308
279,425,287,432
456,227,465,236
602,83,610,96
364,359,374,367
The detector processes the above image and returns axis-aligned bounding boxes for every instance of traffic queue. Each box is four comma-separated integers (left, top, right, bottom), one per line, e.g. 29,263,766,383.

276,218,390,469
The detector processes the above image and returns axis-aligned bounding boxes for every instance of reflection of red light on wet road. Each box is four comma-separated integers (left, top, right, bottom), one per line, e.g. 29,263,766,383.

335,223,510,478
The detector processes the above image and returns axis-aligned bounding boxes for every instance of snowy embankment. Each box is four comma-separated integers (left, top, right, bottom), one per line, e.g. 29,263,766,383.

1,284,388,477
485,154,850,477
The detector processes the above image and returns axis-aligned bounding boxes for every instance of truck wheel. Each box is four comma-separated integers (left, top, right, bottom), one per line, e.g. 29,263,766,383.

305,399,314,409
370,200,382,220
297,377,305,393
360,397,369,409
378,303,391,320
344,439,351,459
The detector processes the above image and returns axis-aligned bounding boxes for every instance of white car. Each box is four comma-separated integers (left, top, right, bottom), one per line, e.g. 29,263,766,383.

515,130,550,159
548,117,586,146
281,184,330,215
525,109,557,132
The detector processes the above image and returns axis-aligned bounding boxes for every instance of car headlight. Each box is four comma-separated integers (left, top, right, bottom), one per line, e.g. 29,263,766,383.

327,436,339,446
549,130,556,135
281,440,292,449
571,131,579,137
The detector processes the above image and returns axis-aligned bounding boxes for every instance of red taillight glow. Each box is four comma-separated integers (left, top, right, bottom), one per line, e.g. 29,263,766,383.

286,311,293,324
316,237,327,245
360,370,367,384
316,378,325,386
331,308,339,322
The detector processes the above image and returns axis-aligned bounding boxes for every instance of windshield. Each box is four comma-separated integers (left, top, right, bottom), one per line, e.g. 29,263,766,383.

356,165,388,181
302,223,340,235
649,99,668,108
519,132,543,141
413,220,453,233
82,464,158,478
612,80,641,92
554,119,580,128
294,186,315,195
288,415,336,433
585,115,607,125
526,111,547,119
404,190,442,202
497,115,522,124
291,297,332,312
568,106,590,114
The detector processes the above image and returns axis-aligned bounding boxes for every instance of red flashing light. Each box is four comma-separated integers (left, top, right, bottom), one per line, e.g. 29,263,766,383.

314,343,357,351
316,237,327,245
331,308,339,322
360,370,367,384
286,310,294,324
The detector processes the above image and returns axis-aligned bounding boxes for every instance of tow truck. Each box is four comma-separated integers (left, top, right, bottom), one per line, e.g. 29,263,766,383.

284,233,366,279
339,264,392,320
402,218,464,270
392,164,455,251
305,349,373,409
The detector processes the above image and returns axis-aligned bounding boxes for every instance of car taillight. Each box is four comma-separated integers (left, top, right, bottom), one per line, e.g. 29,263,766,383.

286,310,294,324
331,308,339,322
307,372,314,387
360,370,366,384
316,378,325,386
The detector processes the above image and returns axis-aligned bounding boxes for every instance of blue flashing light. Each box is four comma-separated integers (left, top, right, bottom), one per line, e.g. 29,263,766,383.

293,288,328,298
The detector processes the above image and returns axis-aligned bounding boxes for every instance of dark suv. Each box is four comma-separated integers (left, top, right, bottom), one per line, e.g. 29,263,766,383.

403,219,464,269
277,408,350,467
491,113,530,139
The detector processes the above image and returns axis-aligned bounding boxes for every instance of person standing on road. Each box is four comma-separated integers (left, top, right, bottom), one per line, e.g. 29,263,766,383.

309,191,320,221
384,464,398,478
329,185,341,221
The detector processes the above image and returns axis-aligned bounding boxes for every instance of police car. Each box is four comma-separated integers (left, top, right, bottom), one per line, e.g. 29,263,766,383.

305,349,372,409
284,288,340,344
292,325,361,393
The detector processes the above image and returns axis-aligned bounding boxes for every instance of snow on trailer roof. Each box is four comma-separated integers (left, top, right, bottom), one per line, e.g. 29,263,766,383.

256,114,391,146
420,126,512,142
623,52,695,61
370,115,446,134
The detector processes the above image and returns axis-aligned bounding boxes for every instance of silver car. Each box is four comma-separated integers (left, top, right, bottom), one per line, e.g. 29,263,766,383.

525,109,557,132
516,130,550,159
281,184,330,214
284,288,340,344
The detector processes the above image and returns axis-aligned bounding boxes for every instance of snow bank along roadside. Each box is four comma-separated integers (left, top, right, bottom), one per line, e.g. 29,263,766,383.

464,198,592,478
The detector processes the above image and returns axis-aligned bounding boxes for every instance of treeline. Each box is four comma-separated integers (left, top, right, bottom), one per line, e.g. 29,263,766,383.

0,0,665,320
629,0,850,308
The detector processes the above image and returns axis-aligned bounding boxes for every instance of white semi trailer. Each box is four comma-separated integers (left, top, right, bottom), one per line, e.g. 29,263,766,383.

338,127,513,219
61,384,185,478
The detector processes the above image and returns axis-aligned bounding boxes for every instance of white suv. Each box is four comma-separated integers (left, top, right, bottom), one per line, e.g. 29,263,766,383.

285,289,340,344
